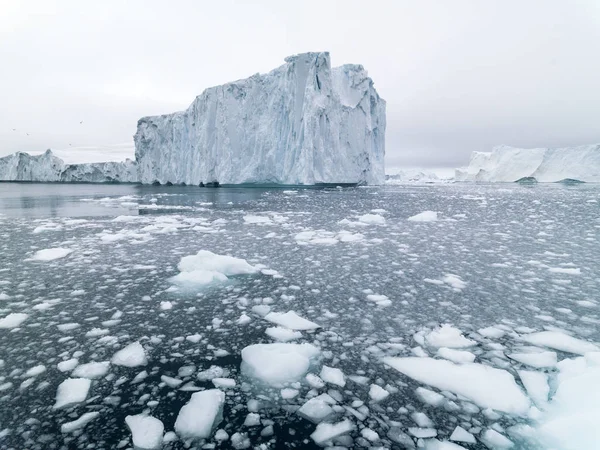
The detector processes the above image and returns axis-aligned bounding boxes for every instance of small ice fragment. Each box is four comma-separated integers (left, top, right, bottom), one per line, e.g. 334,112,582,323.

310,419,355,445
264,311,320,330
320,365,346,387
60,412,99,433
72,361,110,379
125,414,164,450
369,384,389,402
53,378,91,409
174,389,225,439
112,342,148,367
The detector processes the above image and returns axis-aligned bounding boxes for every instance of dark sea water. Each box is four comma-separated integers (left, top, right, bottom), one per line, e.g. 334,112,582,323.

0,182,598,450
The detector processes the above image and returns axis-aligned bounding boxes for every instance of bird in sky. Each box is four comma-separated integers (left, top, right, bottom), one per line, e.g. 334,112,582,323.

12,128,16,131
80,121,84,124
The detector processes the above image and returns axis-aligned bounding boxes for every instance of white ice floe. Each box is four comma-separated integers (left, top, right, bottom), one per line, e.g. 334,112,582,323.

57,358,79,372
125,414,164,450
425,325,476,348
243,215,273,225
320,365,346,387
357,213,386,225
535,352,600,450
0,313,29,329
478,326,505,339
171,250,258,286
310,419,355,445
60,412,100,433
425,440,468,449
297,397,335,423
369,384,389,402
264,311,320,330
548,267,581,275
480,429,513,449
366,294,392,307
174,389,225,439
241,343,320,386
450,426,476,444
111,342,148,367
408,211,438,222
24,365,46,377
72,361,110,379
518,370,549,407
53,378,91,409
436,347,476,364
212,378,236,389
507,351,557,368
29,248,72,261
521,331,599,355
265,327,302,342
441,274,467,291
383,357,530,415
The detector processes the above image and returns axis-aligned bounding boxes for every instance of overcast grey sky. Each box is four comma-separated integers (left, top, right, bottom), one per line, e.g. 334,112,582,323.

1,0,599,168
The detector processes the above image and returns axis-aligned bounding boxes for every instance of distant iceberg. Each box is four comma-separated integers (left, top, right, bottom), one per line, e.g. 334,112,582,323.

0,149,137,183
456,144,600,183
385,168,453,184
135,52,386,185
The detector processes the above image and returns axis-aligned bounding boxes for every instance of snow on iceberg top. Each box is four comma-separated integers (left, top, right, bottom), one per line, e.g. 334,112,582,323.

455,143,600,182
135,52,386,185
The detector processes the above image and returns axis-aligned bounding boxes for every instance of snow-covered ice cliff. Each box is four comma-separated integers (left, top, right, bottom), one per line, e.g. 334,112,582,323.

0,150,138,183
134,52,386,185
456,144,600,182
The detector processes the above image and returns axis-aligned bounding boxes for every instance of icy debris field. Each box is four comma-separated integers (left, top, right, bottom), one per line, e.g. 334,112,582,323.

0,182,599,450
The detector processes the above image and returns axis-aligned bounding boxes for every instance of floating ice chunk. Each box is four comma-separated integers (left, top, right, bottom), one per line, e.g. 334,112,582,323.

280,388,298,399
450,426,476,444
160,301,173,310
548,267,581,275
425,440,468,450
436,347,476,363
57,322,79,332
212,378,236,389
29,248,72,261
57,358,79,372
241,343,320,386
237,314,251,325
244,413,261,426
161,375,183,388
357,213,386,225
297,398,335,423
409,427,437,438
197,365,225,381
112,342,148,367
518,370,549,407
172,250,258,286
53,378,91,409
72,361,110,379
521,331,599,355
425,325,476,348
361,427,380,442
265,327,302,342
310,419,355,445
60,412,100,433
366,294,392,307
125,414,164,450
0,313,28,329
306,373,326,389
442,274,467,291
478,326,505,339
408,211,438,222
264,311,320,330
415,387,445,406
25,365,46,377
174,389,225,439
320,365,346,387
383,357,530,415
480,429,513,448
536,352,600,450
412,412,434,427
369,384,389,402
508,351,557,368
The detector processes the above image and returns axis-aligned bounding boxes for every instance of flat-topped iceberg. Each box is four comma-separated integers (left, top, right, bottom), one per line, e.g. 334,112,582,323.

456,144,600,182
0,149,137,183
135,52,386,185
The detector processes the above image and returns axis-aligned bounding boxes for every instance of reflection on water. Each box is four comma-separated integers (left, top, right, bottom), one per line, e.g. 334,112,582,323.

0,183,290,218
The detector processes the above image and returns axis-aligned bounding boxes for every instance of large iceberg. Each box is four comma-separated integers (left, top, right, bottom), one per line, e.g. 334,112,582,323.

0,150,138,183
456,144,600,182
134,52,386,185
